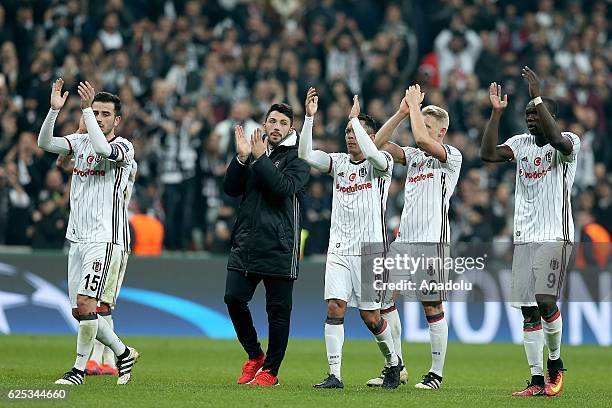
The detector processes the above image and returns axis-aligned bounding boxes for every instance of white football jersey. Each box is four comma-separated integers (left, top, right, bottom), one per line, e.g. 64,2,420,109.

327,152,393,255
396,145,462,243
124,160,138,252
503,132,580,243
64,133,135,251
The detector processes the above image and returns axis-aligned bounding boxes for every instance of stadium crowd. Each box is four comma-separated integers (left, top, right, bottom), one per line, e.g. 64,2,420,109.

0,0,610,254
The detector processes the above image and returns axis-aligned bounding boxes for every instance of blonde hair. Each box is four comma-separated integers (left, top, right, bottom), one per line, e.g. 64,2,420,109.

422,105,449,129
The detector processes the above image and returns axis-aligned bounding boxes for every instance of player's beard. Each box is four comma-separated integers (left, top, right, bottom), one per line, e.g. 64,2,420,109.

102,126,115,137
267,131,286,148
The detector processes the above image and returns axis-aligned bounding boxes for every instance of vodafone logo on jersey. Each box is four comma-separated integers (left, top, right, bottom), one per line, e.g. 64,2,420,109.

519,167,551,179
407,172,434,183
349,172,357,182
534,157,542,166
73,167,106,177
335,182,372,193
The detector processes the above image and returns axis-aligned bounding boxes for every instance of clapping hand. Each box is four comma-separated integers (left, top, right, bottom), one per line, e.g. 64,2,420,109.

50,78,69,110
349,95,360,120
250,128,267,160
305,87,318,117
489,82,508,111
235,125,251,163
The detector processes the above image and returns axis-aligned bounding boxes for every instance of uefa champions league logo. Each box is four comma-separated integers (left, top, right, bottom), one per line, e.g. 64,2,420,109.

0,263,77,334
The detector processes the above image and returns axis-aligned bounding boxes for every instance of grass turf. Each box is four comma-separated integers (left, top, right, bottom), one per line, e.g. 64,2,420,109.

0,335,610,407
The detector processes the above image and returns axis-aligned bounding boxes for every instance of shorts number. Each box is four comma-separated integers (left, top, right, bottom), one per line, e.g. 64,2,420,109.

84,274,100,291
421,280,438,296
546,273,556,288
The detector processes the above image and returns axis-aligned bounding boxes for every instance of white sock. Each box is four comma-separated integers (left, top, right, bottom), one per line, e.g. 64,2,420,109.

75,316,98,371
101,314,116,367
90,339,104,364
324,322,344,379
382,307,403,363
96,315,126,356
372,319,399,367
523,327,544,376
543,312,562,361
428,313,448,377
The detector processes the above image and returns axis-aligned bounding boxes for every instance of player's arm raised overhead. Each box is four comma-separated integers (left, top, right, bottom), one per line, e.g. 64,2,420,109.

522,66,573,155
297,87,332,172
405,85,448,162
349,95,389,171
480,82,515,162
78,81,130,163
38,78,72,155
373,94,410,165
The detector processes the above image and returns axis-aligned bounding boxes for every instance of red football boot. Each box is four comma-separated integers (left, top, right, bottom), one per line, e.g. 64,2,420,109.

99,363,118,376
85,360,102,376
512,380,546,396
236,353,265,385
248,369,278,387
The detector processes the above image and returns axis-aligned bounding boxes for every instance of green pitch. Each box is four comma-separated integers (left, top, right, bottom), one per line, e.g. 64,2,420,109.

0,335,609,407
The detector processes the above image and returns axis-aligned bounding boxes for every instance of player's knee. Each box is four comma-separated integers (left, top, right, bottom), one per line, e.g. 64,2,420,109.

326,300,346,318
266,300,291,318
76,295,96,313
224,293,244,306
535,298,559,321
359,310,380,329
422,301,442,316
521,306,541,323
96,303,112,316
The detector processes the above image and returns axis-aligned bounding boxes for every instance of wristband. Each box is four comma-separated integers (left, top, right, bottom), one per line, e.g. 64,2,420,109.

532,96,543,106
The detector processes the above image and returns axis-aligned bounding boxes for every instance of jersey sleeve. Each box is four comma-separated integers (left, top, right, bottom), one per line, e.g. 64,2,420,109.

440,144,462,172
108,139,134,165
401,146,420,167
63,133,85,156
328,153,343,175
501,134,525,160
374,150,394,177
558,132,580,163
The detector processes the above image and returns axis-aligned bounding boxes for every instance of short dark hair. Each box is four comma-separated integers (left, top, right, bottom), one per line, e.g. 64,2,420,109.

357,113,378,134
266,103,293,125
542,97,558,116
93,92,121,116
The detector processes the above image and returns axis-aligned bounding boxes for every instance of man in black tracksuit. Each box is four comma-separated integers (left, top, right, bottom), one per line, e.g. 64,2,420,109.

223,103,310,386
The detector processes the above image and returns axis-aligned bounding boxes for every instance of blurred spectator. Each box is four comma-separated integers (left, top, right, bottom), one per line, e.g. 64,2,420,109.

129,200,164,256
576,210,610,268
2,162,31,245
211,100,260,159
434,16,482,90
0,0,609,253
28,196,67,249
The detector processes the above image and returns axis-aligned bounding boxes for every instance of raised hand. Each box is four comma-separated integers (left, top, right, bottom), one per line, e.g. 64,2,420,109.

521,66,541,98
305,87,319,117
250,127,267,159
405,84,425,108
77,81,95,109
489,82,508,111
234,125,251,162
349,95,360,119
50,78,69,110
